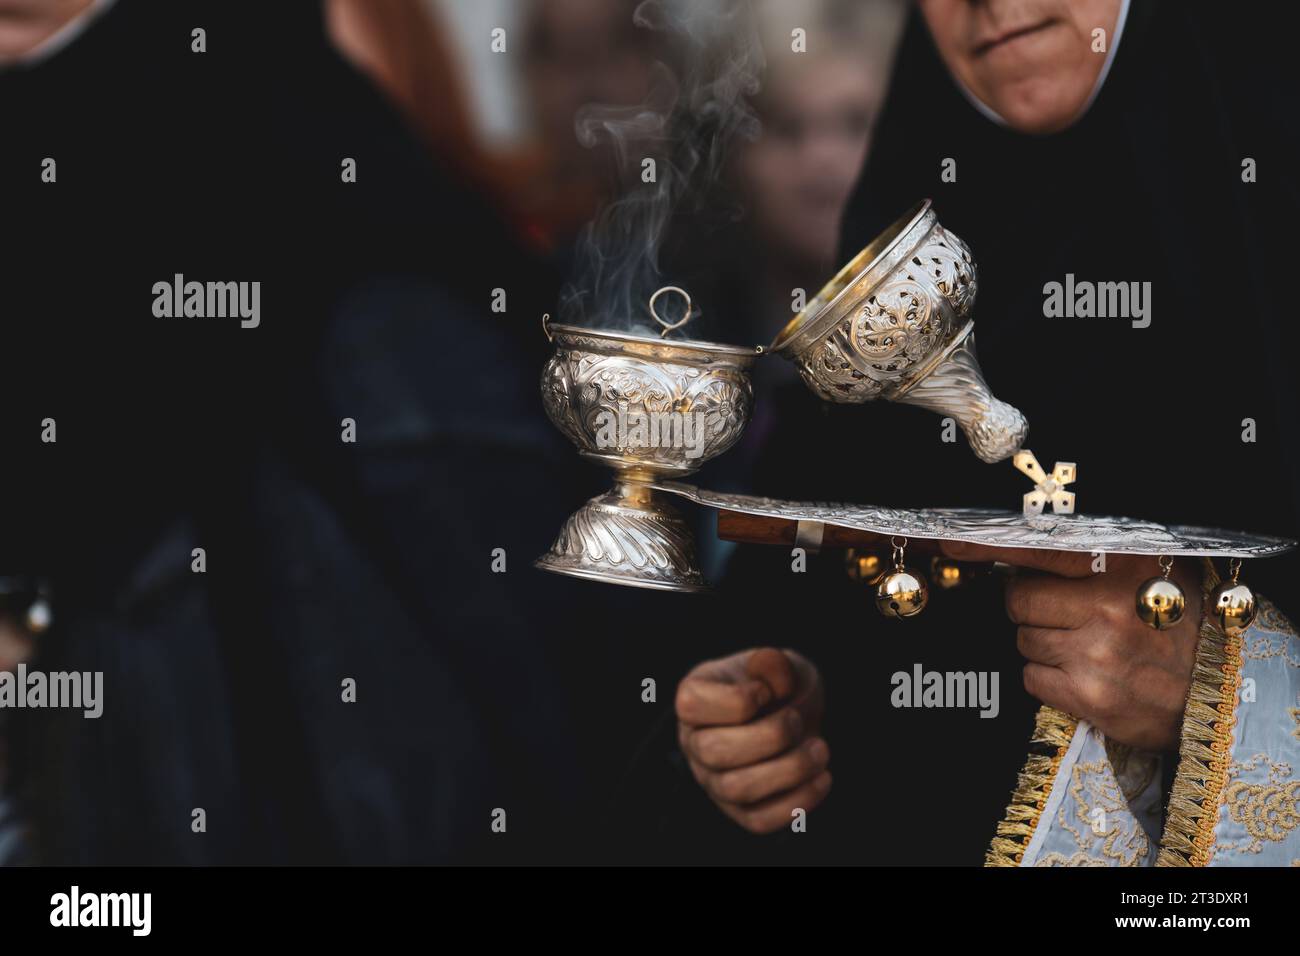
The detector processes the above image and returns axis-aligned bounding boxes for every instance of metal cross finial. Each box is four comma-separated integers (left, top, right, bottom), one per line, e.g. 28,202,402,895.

1013,450,1077,516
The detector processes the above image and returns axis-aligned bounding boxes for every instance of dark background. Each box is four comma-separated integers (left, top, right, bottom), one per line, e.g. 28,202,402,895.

1,0,1295,866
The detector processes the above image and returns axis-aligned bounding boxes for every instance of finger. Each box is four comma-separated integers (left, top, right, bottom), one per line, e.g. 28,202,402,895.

1016,626,1074,668
684,706,804,770
706,737,830,806
681,648,758,683
942,542,1093,577
1004,575,1092,627
675,675,773,727
745,647,797,700
1022,662,1083,715
780,649,821,706
722,771,833,835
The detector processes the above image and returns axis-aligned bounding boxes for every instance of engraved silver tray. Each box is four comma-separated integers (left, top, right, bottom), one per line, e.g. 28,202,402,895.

653,483,1295,559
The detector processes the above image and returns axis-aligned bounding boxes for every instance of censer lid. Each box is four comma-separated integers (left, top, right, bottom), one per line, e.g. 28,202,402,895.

543,285,763,359
544,320,762,357
771,199,935,355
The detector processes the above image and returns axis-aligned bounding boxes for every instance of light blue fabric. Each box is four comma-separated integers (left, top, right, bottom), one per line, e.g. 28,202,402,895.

1209,600,1300,865
1023,598,1299,867
1024,722,1162,867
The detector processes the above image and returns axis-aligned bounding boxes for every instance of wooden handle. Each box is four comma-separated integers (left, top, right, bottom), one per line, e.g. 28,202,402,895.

715,510,946,556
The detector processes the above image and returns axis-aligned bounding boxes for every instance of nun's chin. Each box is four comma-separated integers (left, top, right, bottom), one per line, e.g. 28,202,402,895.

989,79,1096,134
960,62,1101,135
950,20,1109,134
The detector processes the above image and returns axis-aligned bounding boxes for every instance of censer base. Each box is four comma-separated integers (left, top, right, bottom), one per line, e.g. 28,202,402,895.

535,484,708,593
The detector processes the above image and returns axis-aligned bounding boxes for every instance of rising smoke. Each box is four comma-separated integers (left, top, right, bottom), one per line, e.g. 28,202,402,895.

559,0,765,335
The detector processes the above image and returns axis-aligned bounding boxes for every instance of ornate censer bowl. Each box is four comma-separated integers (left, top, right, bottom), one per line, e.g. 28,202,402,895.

537,300,761,591
771,199,1027,463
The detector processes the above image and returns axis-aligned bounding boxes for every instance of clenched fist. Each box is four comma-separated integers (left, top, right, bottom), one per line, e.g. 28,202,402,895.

675,647,830,834
942,542,1201,751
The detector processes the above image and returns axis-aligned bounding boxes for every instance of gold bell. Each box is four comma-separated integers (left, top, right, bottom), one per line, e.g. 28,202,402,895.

930,556,963,590
876,536,928,619
1135,556,1185,630
1209,558,1257,636
845,549,883,584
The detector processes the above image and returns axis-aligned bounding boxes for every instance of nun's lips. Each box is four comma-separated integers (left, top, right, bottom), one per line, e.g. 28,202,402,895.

972,20,1058,57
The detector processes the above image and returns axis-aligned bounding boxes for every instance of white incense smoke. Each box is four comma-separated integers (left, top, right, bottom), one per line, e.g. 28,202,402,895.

559,0,765,334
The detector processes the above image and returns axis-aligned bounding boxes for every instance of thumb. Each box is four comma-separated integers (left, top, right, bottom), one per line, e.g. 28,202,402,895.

745,647,798,701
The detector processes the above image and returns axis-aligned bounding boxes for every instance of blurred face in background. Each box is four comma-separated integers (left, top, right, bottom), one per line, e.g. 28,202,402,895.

918,0,1121,134
525,0,654,173
736,54,881,271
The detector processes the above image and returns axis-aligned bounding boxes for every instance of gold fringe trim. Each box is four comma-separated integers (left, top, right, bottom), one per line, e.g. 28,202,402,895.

986,705,1078,866
984,559,1242,868
1155,558,1241,867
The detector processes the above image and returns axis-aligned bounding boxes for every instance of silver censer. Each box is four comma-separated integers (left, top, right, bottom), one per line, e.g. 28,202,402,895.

536,299,761,592
771,199,1027,463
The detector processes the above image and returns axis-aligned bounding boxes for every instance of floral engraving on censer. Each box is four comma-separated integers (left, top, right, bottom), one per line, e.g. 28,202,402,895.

542,341,751,473
537,324,759,591
798,225,977,404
